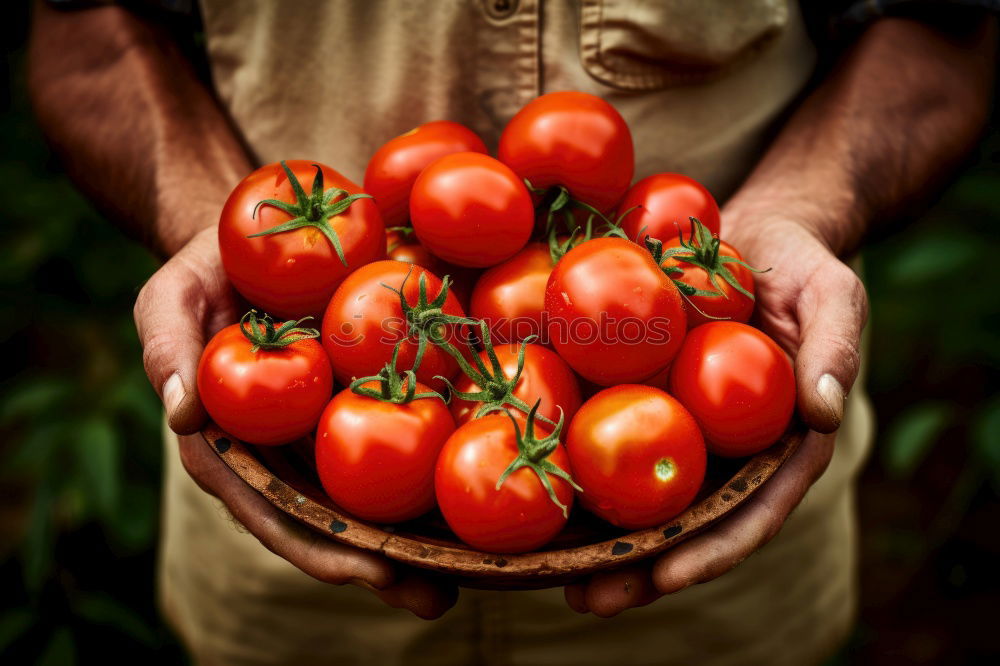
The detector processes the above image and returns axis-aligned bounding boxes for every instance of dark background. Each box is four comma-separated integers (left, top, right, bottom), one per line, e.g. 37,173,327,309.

2,4,999,665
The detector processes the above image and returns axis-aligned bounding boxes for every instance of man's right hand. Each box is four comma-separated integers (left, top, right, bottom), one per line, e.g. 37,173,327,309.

134,227,458,619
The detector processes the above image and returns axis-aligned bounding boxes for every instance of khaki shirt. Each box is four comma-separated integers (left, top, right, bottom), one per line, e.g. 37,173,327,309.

160,2,874,664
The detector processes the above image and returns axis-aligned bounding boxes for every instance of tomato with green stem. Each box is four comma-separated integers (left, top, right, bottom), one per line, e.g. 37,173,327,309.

445,322,582,428
410,152,534,268
566,384,706,529
498,91,634,216
219,160,385,319
364,120,488,228
315,343,455,524
544,237,687,386
669,321,795,457
659,218,764,327
617,173,721,242
197,311,333,445
435,403,579,553
321,260,470,393
469,242,553,344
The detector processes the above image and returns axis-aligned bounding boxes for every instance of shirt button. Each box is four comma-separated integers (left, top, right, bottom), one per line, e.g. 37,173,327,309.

484,0,519,20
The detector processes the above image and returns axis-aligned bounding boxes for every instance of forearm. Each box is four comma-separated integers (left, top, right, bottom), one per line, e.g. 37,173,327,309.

725,16,997,255
28,1,252,257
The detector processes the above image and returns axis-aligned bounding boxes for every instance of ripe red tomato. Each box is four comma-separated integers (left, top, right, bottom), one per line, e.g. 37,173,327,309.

315,381,455,523
617,173,721,242
498,91,634,213
469,242,554,344
386,228,479,310
197,313,333,445
321,260,468,392
661,236,755,328
364,121,487,228
435,413,575,552
449,342,582,427
566,385,706,529
410,152,534,268
544,238,687,386
386,227,449,275
669,322,795,457
219,160,385,319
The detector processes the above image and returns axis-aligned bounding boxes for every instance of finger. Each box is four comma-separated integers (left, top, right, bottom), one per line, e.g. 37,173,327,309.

794,261,868,432
134,232,232,434
369,572,460,620
583,564,661,618
178,433,397,590
653,431,835,594
564,582,589,613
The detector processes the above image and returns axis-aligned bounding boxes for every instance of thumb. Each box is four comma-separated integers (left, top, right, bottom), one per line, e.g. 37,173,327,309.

134,232,235,434
793,260,868,433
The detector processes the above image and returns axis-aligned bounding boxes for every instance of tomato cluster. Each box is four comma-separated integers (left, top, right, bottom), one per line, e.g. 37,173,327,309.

198,92,796,554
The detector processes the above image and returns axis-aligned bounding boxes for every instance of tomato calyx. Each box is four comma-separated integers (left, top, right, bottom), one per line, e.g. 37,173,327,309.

349,340,445,404
495,401,582,517
385,225,415,253
381,266,475,372
437,320,555,425
658,217,768,301
643,235,725,300
526,179,617,238
546,208,634,264
247,160,374,267
238,309,320,353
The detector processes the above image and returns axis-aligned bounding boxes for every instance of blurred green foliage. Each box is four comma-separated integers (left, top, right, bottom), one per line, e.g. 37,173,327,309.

0,46,184,664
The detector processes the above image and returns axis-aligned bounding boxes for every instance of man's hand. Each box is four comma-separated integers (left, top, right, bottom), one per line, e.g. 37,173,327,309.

565,219,859,617
564,14,996,617
134,228,459,619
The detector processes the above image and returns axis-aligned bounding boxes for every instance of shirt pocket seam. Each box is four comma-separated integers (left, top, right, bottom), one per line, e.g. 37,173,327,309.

579,0,783,92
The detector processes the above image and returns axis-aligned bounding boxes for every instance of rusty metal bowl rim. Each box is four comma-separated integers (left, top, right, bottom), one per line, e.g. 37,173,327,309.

201,422,803,587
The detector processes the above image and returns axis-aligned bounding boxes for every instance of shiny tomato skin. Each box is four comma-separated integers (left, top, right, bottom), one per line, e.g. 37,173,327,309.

386,228,450,275
449,343,582,427
386,229,479,310
321,260,467,392
470,242,554,344
315,381,455,523
410,152,534,268
197,323,333,446
662,237,755,328
219,160,385,320
669,322,795,457
435,414,574,553
364,121,488,228
498,91,634,213
544,238,687,386
566,385,706,529
618,173,721,243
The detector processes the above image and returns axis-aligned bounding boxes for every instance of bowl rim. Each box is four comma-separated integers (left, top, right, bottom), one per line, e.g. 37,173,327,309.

201,422,803,584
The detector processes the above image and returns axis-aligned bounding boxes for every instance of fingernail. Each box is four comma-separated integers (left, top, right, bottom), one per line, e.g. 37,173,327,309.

163,373,185,421
816,373,844,428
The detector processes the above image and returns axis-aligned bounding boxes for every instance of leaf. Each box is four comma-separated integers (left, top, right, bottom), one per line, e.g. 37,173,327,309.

21,481,54,593
37,626,76,666
107,482,157,552
972,398,1000,491
0,609,33,654
0,377,72,426
74,418,121,519
884,233,980,287
74,593,157,646
2,421,66,477
882,402,953,480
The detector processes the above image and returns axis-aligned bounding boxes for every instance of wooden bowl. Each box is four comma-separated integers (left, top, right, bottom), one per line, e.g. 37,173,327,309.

202,423,803,590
